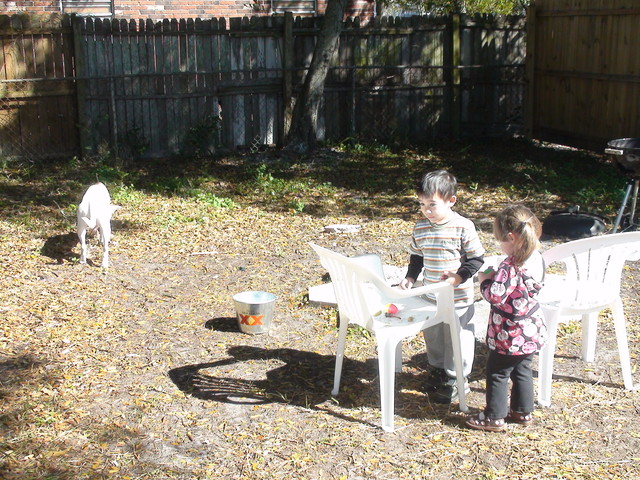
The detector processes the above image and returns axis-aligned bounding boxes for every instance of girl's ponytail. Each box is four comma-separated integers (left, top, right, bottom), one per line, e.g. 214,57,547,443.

494,205,542,266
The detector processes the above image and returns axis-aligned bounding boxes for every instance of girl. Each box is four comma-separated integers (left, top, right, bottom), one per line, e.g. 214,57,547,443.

465,205,547,432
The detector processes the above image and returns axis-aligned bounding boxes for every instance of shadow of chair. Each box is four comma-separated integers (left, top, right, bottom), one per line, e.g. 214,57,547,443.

310,242,468,432
537,231,640,406
168,346,385,428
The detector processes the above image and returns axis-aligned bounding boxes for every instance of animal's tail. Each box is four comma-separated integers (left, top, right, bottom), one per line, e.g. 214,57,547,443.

81,216,97,229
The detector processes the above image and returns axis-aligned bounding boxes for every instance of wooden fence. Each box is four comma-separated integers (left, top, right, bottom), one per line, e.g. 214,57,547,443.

0,13,527,160
0,15,77,159
527,0,640,149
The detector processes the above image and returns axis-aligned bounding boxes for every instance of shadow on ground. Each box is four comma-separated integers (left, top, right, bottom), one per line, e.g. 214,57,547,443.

167,345,479,428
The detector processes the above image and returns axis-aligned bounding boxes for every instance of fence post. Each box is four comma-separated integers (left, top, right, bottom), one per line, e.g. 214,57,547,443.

351,65,356,137
451,13,461,139
106,20,119,158
71,14,89,159
109,76,119,158
282,12,293,141
525,5,536,140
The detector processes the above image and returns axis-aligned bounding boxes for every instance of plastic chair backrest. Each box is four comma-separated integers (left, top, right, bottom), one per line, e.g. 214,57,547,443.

313,246,384,329
310,243,453,330
542,232,640,307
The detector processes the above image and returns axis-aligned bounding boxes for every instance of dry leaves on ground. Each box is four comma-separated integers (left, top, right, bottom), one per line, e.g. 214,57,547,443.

1,142,639,479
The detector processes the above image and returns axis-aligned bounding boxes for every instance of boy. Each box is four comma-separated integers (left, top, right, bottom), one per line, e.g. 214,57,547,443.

399,170,485,403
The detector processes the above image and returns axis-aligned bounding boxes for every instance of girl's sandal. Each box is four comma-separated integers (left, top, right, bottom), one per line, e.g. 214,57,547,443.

506,410,533,425
464,412,505,432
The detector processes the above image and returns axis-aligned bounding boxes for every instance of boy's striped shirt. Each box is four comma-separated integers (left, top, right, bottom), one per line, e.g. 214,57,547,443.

408,212,485,306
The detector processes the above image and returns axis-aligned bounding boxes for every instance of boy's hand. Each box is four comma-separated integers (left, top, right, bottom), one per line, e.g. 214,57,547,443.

399,278,414,290
441,271,462,287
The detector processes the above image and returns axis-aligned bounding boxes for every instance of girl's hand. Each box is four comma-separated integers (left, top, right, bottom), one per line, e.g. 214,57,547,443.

399,277,414,290
477,267,495,283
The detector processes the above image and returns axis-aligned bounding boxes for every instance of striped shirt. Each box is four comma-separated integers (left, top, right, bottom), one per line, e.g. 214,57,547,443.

408,212,485,306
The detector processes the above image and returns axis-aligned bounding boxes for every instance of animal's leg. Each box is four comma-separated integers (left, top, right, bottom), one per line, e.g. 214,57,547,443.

99,227,110,268
101,242,109,268
78,227,88,264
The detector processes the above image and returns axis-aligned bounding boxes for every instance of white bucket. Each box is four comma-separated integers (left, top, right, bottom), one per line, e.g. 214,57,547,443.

232,291,277,334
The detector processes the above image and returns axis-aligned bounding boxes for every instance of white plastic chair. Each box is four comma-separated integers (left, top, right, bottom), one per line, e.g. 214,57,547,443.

310,243,468,432
537,231,640,406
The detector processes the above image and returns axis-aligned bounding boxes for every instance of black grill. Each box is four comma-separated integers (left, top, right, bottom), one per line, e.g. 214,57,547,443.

605,138,639,232
605,137,640,177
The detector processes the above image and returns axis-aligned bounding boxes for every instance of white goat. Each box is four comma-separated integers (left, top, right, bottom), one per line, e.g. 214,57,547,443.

77,183,121,268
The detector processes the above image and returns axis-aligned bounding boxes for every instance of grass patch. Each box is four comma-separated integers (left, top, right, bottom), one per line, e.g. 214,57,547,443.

0,138,628,232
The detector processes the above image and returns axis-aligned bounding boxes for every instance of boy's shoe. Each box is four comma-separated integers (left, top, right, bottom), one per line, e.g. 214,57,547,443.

432,376,470,404
424,367,448,392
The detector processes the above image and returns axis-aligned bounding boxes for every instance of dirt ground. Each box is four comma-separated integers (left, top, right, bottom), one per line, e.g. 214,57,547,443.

1,147,640,479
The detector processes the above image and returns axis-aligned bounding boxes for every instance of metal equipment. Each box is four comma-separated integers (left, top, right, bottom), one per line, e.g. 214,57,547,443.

604,138,640,232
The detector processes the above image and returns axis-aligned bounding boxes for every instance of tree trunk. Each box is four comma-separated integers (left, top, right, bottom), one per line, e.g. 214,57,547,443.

285,0,348,153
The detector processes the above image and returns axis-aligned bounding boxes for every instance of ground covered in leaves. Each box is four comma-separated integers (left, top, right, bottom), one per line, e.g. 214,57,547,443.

1,139,639,479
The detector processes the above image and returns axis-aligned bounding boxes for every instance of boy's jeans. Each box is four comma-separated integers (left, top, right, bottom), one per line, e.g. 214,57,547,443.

422,304,475,378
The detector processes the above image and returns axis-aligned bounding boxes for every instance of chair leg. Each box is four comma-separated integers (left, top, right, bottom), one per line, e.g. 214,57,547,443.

538,307,559,407
581,312,598,363
446,314,468,413
612,299,634,390
394,341,403,373
332,316,350,397
376,333,401,432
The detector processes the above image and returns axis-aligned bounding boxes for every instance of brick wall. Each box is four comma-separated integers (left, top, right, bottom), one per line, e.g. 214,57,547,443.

1,0,376,22
2,0,59,14
345,0,374,19
114,0,254,19
315,0,376,20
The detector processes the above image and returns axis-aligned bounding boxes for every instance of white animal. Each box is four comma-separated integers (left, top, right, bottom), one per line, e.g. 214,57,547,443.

77,182,121,268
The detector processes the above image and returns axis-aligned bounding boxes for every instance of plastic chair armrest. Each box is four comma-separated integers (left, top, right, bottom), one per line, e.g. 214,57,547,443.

371,278,451,300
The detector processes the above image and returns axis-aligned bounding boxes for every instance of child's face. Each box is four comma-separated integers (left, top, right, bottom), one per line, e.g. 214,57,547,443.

498,233,516,256
417,193,456,225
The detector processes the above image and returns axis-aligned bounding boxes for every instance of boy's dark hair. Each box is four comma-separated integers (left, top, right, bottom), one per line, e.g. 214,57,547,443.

416,170,457,199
